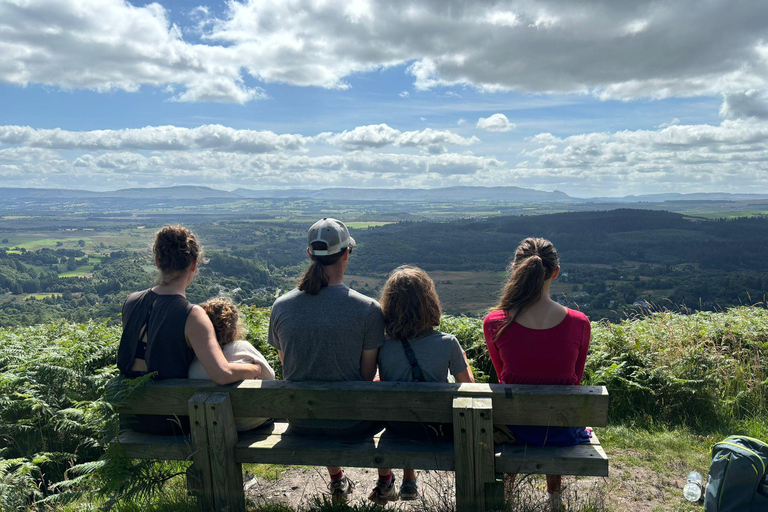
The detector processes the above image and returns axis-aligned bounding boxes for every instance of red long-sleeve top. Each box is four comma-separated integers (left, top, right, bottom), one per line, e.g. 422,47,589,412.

483,308,591,386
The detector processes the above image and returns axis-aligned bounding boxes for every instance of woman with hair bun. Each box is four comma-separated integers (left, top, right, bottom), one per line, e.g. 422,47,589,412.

483,237,591,511
117,225,263,434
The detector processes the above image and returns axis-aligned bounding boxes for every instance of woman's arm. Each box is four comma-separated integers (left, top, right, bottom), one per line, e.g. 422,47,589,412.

360,348,378,381
574,319,591,384
483,317,505,379
186,306,261,385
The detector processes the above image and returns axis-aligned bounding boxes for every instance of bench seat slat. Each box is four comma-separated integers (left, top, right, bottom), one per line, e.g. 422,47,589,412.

229,422,608,477
495,433,608,477
234,422,456,470
117,431,193,461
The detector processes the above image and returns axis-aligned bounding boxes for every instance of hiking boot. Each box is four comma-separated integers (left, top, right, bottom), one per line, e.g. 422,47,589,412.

328,474,355,503
368,475,398,505
399,479,419,501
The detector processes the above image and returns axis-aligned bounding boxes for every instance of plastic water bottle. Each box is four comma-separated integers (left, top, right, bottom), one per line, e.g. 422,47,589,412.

683,472,704,502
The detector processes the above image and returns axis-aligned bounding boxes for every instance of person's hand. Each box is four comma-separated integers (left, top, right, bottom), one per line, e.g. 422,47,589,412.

251,363,263,379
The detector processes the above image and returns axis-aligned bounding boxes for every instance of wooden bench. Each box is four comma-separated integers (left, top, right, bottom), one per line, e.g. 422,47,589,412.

116,379,609,512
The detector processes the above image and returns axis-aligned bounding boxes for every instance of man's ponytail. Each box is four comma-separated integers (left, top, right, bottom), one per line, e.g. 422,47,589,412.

298,241,345,296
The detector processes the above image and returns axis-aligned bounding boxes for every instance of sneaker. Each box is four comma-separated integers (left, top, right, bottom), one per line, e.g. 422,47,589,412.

399,480,419,501
368,475,398,505
328,474,355,503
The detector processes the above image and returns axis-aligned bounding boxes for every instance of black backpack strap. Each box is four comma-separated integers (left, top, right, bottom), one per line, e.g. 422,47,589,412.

399,336,426,382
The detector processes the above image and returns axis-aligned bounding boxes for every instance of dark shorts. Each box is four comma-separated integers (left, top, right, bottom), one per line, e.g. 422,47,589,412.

506,425,590,447
386,421,453,442
288,419,381,438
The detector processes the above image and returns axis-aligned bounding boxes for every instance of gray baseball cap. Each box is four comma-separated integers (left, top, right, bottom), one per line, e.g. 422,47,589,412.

307,218,356,256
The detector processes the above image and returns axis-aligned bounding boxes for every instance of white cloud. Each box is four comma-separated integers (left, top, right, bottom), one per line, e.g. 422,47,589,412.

3,0,768,110
316,124,478,153
0,0,261,104
657,118,681,129
5,148,503,189
0,125,309,153
477,113,515,132
399,91,409,98
0,123,479,155
513,119,768,194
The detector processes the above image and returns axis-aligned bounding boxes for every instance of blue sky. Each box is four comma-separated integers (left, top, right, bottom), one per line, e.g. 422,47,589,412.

1,0,767,196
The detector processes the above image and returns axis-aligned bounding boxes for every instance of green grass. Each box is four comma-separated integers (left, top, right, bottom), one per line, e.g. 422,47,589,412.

599,425,714,477
58,265,97,278
9,237,93,250
22,293,59,300
244,464,299,481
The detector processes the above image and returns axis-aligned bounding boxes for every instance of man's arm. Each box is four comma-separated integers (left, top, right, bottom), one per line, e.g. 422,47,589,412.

360,348,378,381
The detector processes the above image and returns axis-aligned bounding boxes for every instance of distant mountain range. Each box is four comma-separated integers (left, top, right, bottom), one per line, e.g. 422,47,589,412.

232,186,574,202
2,185,768,203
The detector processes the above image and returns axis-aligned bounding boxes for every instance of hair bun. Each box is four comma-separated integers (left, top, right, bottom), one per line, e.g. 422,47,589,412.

153,225,202,275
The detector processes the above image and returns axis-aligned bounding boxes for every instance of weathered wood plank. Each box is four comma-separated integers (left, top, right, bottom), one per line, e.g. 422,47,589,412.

472,398,502,512
453,397,476,512
235,430,455,469
188,391,214,512
118,380,608,427
206,392,245,512
117,431,192,460
495,433,608,477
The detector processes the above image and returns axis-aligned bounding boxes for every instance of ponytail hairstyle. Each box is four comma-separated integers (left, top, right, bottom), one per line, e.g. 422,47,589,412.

297,241,347,296
153,225,205,285
492,237,559,340
380,266,441,340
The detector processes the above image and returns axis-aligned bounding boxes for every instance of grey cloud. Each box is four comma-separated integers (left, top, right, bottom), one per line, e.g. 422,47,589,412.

720,90,768,120
4,0,768,108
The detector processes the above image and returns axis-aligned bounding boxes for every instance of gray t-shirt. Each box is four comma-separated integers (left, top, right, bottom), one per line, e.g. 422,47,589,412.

378,330,468,383
268,285,385,382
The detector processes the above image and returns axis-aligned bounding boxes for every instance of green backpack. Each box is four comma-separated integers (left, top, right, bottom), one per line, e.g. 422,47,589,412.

705,436,768,512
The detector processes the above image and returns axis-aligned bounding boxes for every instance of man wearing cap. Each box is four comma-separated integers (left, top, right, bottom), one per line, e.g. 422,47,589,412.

267,218,385,503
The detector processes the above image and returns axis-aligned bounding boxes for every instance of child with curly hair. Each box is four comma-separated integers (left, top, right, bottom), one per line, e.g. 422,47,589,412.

188,297,276,431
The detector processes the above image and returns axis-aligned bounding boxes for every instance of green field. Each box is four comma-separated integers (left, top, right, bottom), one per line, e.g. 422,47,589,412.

1,236,93,250
696,210,768,219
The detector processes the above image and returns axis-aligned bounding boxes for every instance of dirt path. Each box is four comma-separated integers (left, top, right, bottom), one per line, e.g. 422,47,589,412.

243,460,691,511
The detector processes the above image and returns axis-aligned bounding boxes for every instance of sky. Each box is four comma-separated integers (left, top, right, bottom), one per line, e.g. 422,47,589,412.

1,0,768,197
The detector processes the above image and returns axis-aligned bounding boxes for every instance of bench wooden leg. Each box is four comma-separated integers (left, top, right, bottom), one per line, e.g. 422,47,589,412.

206,392,245,512
454,397,504,512
453,397,477,512
189,391,214,512
472,398,503,512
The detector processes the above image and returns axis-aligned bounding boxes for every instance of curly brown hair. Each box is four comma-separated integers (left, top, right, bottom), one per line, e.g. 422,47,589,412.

380,266,442,340
200,297,246,346
153,225,205,284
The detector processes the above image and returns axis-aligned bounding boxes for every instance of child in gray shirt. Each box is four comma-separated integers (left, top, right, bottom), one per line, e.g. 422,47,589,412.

370,266,474,504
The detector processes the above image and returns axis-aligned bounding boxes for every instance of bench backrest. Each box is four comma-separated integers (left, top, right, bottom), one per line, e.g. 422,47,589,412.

118,379,608,427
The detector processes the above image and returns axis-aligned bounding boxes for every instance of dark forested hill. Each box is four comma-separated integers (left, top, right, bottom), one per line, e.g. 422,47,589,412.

348,209,764,273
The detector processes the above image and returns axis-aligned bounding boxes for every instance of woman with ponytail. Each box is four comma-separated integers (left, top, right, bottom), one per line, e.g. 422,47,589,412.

268,218,385,503
482,238,591,511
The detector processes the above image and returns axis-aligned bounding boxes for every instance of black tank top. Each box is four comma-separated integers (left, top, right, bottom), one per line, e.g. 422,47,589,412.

118,289,195,435
118,289,195,380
